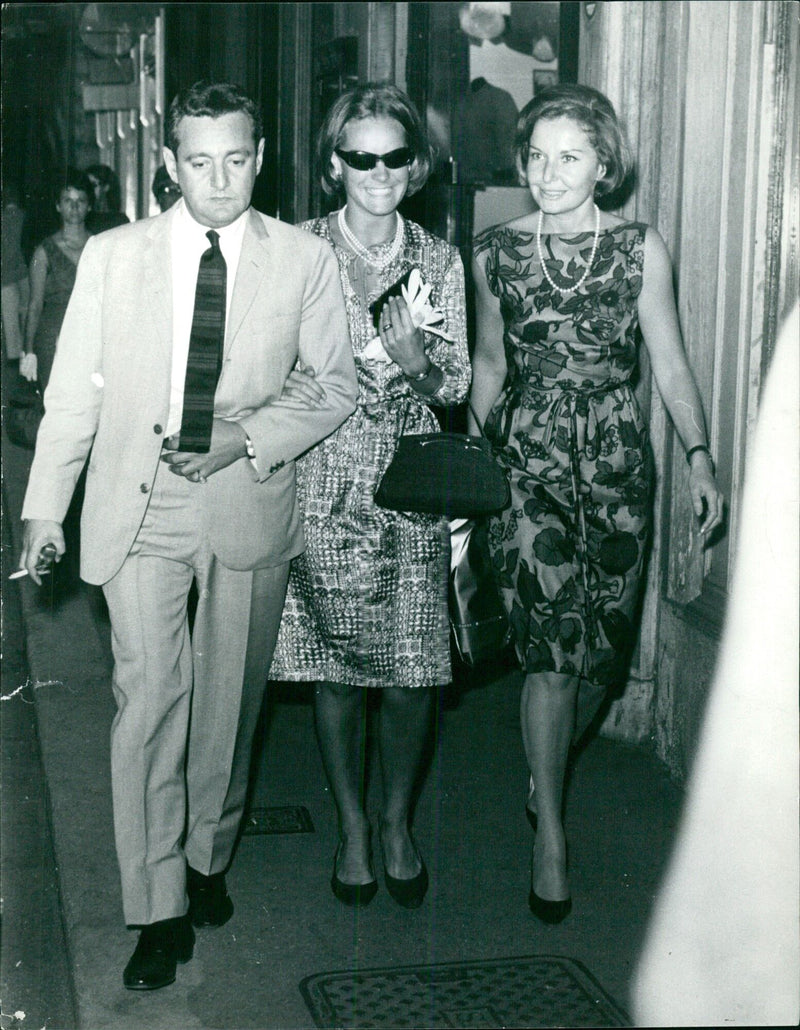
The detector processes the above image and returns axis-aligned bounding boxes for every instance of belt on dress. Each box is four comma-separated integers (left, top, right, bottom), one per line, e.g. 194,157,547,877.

523,380,633,656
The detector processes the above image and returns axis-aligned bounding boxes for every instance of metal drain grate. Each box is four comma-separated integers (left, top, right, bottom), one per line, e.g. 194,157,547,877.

241,805,315,835
300,954,629,1028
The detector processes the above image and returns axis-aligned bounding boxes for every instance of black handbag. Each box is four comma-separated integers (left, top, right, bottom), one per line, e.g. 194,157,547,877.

375,403,510,519
449,516,510,666
4,373,44,450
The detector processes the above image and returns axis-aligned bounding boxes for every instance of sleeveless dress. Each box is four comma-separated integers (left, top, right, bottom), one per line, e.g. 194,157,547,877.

33,235,81,390
270,216,471,688
475,221,654,690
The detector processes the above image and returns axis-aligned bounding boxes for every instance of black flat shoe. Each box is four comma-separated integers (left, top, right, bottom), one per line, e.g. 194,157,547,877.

331,844,378,907
187,866,234,928
528,889,572,925
123,915,194,990
385,859,429,909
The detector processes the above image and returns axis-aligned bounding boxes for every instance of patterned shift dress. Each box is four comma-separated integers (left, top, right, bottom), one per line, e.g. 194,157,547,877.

476,221,655,689
270,216,471,688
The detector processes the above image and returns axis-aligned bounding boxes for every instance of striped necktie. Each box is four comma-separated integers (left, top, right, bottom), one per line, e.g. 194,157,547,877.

179,229,227,453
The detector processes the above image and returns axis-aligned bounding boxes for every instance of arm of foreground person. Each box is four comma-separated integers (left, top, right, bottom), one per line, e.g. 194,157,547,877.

631,304,800,1027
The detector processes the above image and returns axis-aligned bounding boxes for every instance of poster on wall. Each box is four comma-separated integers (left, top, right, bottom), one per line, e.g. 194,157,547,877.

457,1,561,185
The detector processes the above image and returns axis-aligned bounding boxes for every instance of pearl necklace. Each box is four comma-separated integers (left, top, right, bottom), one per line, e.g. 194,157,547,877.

337,206,404,268
536,204,601,296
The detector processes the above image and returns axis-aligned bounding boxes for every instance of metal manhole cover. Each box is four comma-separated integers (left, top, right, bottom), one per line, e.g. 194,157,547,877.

241,805,315,835
300,954,629,1028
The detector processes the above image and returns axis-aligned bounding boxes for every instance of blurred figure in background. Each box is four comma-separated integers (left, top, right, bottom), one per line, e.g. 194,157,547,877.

20,169,93,391
151,164,182,213
85,163,130,234
632,302,799,1027
1,182,29,363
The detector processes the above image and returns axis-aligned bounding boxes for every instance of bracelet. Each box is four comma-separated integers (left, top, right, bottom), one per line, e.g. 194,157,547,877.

686,444,714,472
406,360,433,383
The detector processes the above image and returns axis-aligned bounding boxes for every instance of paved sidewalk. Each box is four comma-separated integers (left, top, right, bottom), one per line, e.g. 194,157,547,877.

1,393,684,1029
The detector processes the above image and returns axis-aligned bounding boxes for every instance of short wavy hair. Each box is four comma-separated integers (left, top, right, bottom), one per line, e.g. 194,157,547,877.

514,84,632,199
53,168,94,207
317,83,433,198
166,81,263,154
84,163,121,210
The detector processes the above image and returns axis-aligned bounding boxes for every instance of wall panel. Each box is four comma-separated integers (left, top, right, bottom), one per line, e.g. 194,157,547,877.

579,0,797,777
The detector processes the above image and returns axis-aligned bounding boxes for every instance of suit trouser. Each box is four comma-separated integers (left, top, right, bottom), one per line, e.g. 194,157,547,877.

103,459,290,926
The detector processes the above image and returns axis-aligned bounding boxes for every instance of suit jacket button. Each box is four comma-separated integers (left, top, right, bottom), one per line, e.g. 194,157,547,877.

153,423,163,434
140,483,149,493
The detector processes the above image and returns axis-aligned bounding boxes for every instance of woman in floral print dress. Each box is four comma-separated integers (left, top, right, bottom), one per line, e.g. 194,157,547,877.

469,85,723,923
271,85,470,909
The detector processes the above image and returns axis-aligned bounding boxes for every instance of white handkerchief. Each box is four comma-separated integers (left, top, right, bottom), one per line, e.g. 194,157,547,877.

362,335,391,361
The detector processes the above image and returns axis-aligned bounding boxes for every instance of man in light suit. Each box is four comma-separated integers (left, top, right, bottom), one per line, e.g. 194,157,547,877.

18,81,357,991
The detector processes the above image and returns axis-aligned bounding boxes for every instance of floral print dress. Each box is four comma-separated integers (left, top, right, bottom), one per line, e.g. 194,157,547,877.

476,221,654,688
270,215,470,688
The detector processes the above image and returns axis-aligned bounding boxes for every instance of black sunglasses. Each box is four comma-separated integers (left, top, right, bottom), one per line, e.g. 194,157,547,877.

334,147,414,171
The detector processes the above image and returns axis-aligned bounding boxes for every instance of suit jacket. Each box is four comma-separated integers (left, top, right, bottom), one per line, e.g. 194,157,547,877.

21,205,358,584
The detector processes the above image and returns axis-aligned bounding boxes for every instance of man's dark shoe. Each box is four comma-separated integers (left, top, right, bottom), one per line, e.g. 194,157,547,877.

187,866,234,927
122,915,194,990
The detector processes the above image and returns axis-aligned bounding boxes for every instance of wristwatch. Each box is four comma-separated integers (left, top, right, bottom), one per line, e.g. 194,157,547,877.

243,434,257,460
407,360,433,382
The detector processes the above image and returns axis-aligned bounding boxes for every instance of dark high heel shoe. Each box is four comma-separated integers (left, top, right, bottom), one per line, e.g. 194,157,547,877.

528,888,572,924
330,843,378,907
385,859,429,910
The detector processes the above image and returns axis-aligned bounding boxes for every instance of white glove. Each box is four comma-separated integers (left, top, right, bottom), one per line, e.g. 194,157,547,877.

19,352,38,381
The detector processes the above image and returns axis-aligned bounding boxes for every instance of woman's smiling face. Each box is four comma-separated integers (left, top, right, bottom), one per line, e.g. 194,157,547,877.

332,116,411,220
524,116,605,219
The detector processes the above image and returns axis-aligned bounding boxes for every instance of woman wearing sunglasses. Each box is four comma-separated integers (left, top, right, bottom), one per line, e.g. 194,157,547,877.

271,84,470,908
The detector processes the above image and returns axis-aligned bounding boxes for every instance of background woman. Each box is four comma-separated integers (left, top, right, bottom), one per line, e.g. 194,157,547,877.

20,169,92,391
468,84,723,923
84,163,129,234
271,84,470,908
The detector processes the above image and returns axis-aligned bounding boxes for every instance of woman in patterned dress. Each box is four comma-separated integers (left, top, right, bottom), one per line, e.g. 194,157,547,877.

270,85,470,908
468,85,723,923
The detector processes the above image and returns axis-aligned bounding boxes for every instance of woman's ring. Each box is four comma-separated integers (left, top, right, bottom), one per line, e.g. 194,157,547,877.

384,321,393,330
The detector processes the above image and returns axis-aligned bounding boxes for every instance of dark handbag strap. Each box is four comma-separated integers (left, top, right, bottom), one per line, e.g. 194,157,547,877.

466,401,488,438
398,396,489,439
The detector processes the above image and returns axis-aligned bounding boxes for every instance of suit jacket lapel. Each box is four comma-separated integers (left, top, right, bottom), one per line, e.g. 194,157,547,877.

226,208,271,357
143,210,174,359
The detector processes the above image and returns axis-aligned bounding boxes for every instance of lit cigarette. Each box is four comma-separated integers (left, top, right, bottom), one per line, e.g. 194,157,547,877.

8,568,50,580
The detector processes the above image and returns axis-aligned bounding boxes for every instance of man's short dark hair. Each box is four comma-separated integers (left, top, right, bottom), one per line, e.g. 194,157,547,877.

166,81,263,155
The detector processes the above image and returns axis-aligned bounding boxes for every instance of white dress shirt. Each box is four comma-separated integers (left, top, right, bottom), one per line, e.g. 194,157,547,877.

165,199,248,437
